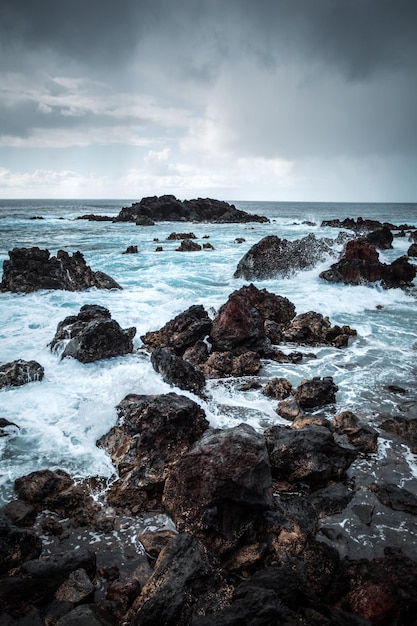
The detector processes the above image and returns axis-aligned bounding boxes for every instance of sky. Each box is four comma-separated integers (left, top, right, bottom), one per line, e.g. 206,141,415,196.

0,0,416,202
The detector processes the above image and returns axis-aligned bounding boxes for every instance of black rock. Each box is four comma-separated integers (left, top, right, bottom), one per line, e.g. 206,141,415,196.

0,360,44,389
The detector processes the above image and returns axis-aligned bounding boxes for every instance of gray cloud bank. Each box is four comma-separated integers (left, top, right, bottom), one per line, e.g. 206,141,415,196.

0,0,416,200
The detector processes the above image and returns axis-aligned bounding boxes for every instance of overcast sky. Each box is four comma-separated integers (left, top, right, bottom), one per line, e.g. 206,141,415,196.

1,0,416,201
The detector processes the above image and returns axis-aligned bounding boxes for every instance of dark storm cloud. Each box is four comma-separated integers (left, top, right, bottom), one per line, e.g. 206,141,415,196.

2,0,417,78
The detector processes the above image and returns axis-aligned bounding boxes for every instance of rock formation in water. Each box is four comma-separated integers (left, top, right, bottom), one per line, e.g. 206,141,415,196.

50,304,136,363
0,247,121,292
0,360,44,389
114,195,269,224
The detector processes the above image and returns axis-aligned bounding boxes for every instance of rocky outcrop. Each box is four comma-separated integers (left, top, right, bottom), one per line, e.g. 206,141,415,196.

233,233,335,280
176,239,202,251
114,195,269,224
142,285,356,381
365,226,393,249
0,359,44,389
292,376,338,409
50,304,136,363
97,393,209,512
0,247,121,292
265,425,357,487
150,347,206,395
321,216,415,232
320,239,416,288
209,284,295,355
162,424,274,554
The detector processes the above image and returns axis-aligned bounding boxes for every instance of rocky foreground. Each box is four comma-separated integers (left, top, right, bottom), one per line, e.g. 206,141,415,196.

1,280,417,624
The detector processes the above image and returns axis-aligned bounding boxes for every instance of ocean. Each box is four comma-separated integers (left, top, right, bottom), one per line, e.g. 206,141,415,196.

0,199,416,506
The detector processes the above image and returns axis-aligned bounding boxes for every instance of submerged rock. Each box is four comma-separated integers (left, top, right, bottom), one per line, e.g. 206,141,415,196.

50,304,136,363
0,359,44,389
115,195,269,224
0,247,121,292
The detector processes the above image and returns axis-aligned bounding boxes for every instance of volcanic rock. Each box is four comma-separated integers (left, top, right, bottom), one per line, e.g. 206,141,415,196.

320,239,416,288
115,195,268,224
265,425,357,487
262,377,293,400
365,226,393,249
332,411,378,453
292,376,338,409
0,360,44,389
233,233,335,280
201,350,261,378
97,393,209,512
408,242,417,256
209,284,295,355
151,347,206,395
0,517,42,576
127,533,230,626
0,247,121,292
176,239,202,251
380,415,417,452
282,311,357,347
122,245,138,254
50,304,135,363
141,305,212,355
162,424,274,554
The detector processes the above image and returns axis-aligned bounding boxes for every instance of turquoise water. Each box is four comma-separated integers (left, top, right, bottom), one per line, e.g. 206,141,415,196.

0,199,416,503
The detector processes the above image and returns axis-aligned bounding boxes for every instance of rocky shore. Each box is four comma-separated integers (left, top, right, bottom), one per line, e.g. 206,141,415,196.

1,215,417,625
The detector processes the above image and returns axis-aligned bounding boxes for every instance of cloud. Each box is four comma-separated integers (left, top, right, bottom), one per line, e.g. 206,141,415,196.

0,0,416,200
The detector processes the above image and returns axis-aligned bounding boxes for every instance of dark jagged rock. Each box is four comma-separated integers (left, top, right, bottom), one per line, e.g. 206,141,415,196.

77,214,114,222
151,347,206,395
2,500,37,527
233,233,335,280
54,604,116,625
0,549,96,615
176,239,202,251
0,247,121,292
308,483,355,518
320,239,416,288
0,517,42,576
127,533,231,626
282,311,357,348
292,376,338,409
122,245,138,254
201,350,261,378
97,393,209,512
332,411,378,453
115,195,269,224
365,226,393,249
141,305,212,355
14,469,99,525
50,304,135,363
209,284,295,355
380,415,417,452
163,424,274,554
321,216,397,232
265,425,357,487
0,359,44,389
167,232,197,240
370,482,417,516
262,377,293,400
135,215,155,226
408,242,417,256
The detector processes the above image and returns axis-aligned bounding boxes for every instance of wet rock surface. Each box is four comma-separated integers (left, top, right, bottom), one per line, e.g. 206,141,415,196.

1,247,121,292
233,233,336,280
49,304,136,363
320,239,417,288
0,359,44,389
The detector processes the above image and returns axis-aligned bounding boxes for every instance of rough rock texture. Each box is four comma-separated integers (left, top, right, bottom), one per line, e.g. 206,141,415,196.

127,533,231,626
0,517,42,576
332,411,378,453
292,376,338,409
365,226,393,249
233,233,335,280
163,424,274,554
49,304,136,363
151,347,206,395
320,239,416,288
97,393,209,512
265,425,357,487
115,195,269,224
0,359,44,389
283,311,357,348
408,242,417,256
262,377,293,400
176,239,202,251
380,415,417,452
141,305,212,355
0,247,121,292
321,216,411,232
201,350,261,378
209,284,295,355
